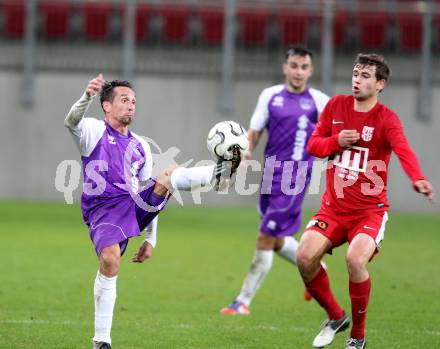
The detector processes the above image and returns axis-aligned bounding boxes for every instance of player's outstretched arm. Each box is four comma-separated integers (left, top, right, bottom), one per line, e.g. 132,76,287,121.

385,113,435,201
64,74,105,129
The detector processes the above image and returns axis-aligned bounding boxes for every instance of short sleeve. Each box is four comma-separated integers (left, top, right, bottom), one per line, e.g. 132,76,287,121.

249,85,284,131
309,87,330,116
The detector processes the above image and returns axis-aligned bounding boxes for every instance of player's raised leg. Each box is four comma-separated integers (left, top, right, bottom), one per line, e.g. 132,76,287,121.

93,244,120,349
297,230,349,348
345,233,376,349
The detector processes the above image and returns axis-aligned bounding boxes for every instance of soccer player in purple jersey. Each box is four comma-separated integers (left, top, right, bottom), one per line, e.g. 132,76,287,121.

221,46,330,315
65,75,234,349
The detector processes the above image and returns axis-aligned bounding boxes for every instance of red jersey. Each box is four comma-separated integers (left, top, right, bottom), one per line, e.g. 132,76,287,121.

308,94,426,214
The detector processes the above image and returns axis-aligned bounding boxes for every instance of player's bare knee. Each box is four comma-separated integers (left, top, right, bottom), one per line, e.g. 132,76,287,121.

296,248,318,274
157,165,179,189
100,251,120,276
274,237,285,251
156,172,171,188
346,253,367,277
256,233,277,250
157,165,177,188
153,171,172,197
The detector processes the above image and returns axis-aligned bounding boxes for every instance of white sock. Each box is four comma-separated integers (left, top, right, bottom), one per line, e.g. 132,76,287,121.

93,271,117,344
170,165,215,191
236,250,273,306
276,236,299,265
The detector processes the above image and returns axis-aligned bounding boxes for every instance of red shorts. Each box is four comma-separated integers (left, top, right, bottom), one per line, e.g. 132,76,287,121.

305,206,389,249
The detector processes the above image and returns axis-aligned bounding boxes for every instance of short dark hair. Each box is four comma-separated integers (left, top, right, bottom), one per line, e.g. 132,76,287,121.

354,53,391,82
100,80,133,108
285,45,313,61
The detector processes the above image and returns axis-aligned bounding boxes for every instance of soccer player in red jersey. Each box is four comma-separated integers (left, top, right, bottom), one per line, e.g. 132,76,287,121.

295,54,434,349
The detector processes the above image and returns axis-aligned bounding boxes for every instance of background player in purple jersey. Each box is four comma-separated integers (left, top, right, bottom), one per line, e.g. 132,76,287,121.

65,74,236,349
220,47,330,315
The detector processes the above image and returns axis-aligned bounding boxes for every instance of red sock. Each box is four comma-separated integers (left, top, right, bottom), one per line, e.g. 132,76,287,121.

349,278,371,339
305,266,344,320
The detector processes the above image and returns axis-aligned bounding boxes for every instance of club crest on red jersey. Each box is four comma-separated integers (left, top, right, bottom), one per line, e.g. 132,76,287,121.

361,126,375,142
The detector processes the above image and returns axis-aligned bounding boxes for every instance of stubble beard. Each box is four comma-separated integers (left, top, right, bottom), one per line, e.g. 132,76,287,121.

353,89,373,102
119,116,133,126
354,94,368,102
288,79,305,93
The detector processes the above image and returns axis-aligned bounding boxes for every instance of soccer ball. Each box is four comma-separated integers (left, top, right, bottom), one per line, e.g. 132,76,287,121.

206,121,249,160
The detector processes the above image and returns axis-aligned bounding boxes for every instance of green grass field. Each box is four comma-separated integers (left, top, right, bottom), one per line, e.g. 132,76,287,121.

0,201,439,349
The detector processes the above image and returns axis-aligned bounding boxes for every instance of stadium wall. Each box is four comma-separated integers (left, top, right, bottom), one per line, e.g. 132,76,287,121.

0,71,438,213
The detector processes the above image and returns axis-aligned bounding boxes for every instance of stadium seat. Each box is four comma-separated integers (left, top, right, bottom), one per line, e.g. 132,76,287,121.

333,11,350,48
135,3,152,42
394,0,423,50
317,10,350,48
276,8,308,45
159,4,191,43
395,12,422,50
40,1,72,40
79,1,114,40
237,7,269,46
1,0,25,38
435,12,440,51
198,5,224,45
356,10,389,49
120,3,152,42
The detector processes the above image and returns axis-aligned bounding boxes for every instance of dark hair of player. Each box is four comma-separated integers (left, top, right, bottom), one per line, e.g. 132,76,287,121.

285,45,313,61
354,53,391,82
100,80,133,108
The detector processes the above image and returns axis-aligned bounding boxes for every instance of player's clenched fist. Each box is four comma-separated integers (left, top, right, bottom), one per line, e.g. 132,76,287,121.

132,241,154,263
85,73,105,97
338,129,360,147
413,179,435,201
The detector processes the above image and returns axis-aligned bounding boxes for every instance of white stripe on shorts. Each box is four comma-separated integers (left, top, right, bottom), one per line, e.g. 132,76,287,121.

375,212,389,247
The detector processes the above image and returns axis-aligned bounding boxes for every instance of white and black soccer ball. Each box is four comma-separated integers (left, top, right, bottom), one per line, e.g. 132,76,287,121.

206,121,249,160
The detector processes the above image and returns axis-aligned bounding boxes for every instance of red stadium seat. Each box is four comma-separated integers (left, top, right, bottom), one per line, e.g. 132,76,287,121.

40,1,72,39
356,11,389,49
435,14,440,50
396,12,422,50
332,11,350,48
277,9,308,45
198,5,224,45
135,3,152,42
80,2,114,40
237,7,269,46
1,0,25,38
394,0,423,50
159,4,191,43
317,10,350,48
120,3,152,42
